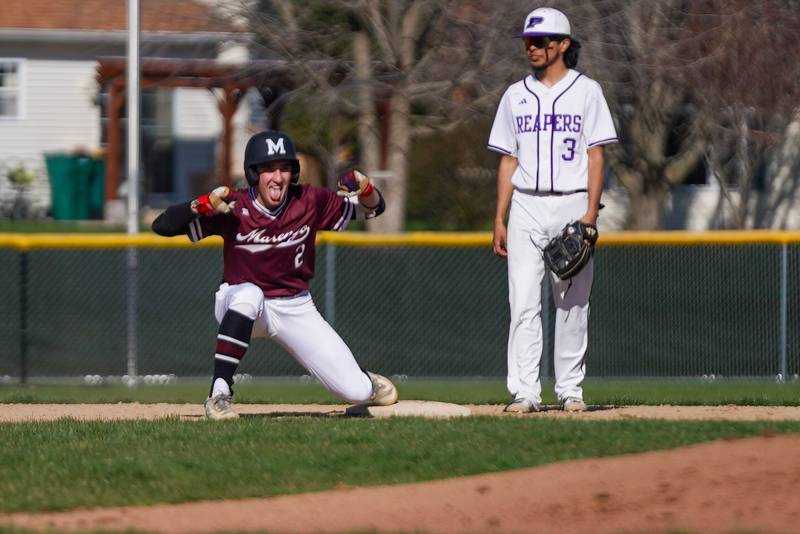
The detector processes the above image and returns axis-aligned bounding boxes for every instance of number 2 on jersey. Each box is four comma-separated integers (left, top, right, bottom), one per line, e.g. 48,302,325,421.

294,244,306,269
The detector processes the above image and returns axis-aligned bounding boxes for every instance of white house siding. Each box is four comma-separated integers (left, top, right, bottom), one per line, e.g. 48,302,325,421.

173,87,222,138
0,31,246,217
173,86,249,194
0,58,100,213
600,187,800,231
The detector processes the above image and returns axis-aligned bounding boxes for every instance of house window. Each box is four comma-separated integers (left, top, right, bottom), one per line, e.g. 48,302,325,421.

0,60,23,118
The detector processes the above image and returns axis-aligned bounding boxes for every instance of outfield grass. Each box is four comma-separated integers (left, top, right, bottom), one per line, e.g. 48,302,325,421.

1,377,799,405
0,416,799,513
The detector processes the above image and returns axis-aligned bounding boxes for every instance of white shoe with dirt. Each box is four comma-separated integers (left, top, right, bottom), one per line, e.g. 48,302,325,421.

204,393,239,420
367,372,398,406
503,398,542,413
561,397,587,412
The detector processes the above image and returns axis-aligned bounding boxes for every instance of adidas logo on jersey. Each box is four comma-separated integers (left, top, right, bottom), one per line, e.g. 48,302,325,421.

519,98,528,105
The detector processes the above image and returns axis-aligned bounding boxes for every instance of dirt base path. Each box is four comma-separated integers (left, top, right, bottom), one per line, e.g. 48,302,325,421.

2,404,800,534
1,402,800,422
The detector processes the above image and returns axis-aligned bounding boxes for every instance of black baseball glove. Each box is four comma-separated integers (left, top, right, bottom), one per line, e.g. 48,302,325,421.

543,221,598,280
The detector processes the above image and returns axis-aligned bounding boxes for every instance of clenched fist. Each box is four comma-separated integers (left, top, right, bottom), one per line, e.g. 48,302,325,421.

336,170,374,198
191,186,236,216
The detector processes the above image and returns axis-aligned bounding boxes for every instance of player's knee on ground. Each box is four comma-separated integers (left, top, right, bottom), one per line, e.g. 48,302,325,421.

326,371,373,404
227,282,264,320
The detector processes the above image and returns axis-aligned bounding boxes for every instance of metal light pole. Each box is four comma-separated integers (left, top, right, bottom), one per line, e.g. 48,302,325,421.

126,0,141,384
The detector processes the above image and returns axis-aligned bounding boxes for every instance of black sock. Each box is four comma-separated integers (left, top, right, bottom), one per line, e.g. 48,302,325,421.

209,310,253,397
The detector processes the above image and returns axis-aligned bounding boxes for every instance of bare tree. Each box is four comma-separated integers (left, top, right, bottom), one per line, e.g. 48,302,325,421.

696,0,800,228
233,0,517,231
567,0,710,229
570,0,800,229
225,0,800,231
755,107,800,229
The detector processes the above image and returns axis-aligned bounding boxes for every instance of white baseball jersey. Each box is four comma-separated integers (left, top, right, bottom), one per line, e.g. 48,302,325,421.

488,70,617,192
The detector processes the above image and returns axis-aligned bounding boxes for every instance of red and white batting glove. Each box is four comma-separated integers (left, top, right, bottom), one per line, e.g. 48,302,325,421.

191,186,236,216
336,170,374,198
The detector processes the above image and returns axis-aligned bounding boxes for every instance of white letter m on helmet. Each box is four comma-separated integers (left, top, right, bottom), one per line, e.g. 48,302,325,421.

266,138,286,155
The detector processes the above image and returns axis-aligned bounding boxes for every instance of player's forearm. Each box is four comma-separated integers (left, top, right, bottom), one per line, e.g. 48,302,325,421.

152,201,196,236
358,187,381,210
358,187,385,217
495,155,517,223
585,146,605,220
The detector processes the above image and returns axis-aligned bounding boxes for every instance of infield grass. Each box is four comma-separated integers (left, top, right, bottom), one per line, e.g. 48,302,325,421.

1,377,799,405
1,416,799,513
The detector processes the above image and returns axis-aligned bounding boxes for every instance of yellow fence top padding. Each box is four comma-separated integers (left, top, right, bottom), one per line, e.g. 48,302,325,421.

0,233,222,251
1,230,800,250
317,232,491,247
597,230,800,246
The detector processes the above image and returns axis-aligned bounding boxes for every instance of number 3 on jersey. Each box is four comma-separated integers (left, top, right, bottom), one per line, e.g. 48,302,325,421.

294,244,306,269
562,138,576,161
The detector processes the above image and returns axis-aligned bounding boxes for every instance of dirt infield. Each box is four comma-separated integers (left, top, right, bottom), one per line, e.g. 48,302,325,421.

1,402,800,422
2,403,800,534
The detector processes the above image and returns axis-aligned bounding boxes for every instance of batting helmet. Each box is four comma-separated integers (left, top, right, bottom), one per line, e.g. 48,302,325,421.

243,130,301,186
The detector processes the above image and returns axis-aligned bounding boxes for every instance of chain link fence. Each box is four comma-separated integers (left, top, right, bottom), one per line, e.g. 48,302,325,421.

0,233,797,382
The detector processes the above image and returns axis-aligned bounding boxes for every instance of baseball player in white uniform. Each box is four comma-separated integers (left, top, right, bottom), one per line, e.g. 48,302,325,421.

488,7,618,413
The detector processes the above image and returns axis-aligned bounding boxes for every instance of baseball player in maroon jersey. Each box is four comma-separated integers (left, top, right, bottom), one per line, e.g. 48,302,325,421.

152,130,398,420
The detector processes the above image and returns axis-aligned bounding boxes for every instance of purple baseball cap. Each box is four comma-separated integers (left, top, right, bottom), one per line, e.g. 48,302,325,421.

515,7,571,38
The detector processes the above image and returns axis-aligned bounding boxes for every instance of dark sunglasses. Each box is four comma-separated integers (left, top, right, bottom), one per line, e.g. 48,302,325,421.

523,36,561,49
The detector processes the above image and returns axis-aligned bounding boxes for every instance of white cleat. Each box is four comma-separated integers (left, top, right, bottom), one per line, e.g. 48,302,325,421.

561,397,587,412
367,372,398,406
204,394,239,420
503,398,541,413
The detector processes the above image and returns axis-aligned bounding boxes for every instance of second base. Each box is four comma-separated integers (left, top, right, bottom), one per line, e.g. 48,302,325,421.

346,400,471,419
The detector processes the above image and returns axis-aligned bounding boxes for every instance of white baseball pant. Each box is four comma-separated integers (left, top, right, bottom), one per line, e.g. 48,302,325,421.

506,190,593,405
214,282,374,403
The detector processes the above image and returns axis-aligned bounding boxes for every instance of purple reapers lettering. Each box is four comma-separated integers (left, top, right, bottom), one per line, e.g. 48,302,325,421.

554,114,564,132
513,113,582,133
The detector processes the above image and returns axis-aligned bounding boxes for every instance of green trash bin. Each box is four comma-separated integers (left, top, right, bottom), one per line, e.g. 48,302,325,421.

72,155,93,220
45,154,77,220
45,153,96,220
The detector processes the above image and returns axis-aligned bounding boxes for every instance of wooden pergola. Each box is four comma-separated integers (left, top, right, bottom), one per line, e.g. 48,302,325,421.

95,57,298,201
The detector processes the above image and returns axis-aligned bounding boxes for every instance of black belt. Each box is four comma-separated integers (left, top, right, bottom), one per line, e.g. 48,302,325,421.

548,189,588,195
520,188,588,196
520,188,603,208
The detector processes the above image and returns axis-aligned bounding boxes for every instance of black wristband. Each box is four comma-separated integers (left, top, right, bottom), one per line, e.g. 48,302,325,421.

151,201,196,236
370,189,386,217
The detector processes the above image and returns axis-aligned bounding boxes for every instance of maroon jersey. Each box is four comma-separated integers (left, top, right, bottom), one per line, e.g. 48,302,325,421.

188,184,354,297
